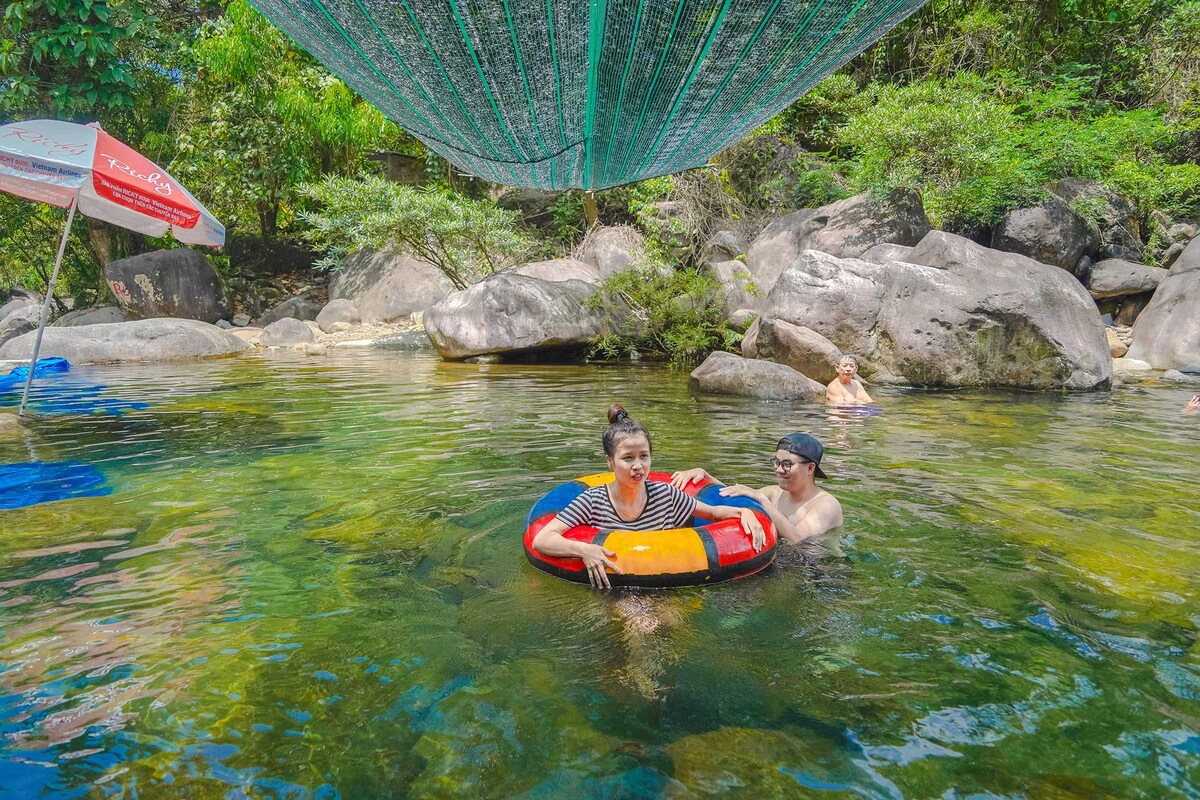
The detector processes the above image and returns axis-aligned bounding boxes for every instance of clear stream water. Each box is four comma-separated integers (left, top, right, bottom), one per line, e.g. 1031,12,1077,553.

0,351,1197,799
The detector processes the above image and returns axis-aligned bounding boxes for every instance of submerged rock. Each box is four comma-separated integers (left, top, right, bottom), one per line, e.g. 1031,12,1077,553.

1112,357,1153,377
0,319,251,363
689,351,825,401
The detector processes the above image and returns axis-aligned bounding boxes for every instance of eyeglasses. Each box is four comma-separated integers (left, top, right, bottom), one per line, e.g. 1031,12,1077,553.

771,457,811,471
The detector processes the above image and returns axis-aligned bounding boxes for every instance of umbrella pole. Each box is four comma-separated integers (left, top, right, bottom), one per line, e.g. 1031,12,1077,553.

18,200,78,417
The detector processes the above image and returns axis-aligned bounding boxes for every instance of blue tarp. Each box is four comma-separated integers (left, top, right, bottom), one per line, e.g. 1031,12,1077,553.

0,358,147,416
0,461,111,509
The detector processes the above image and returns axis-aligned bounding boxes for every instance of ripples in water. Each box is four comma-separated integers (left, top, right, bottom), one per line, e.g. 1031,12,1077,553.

0,351,1197,798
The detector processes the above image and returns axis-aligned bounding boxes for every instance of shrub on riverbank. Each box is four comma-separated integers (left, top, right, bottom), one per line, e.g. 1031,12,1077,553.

587,266,741,366
297,176,530,290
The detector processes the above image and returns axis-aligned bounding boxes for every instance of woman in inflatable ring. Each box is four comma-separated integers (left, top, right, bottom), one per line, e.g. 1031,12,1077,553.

530,403,767,588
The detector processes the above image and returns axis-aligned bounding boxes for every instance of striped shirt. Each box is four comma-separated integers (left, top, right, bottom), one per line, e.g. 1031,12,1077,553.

556,482,698,532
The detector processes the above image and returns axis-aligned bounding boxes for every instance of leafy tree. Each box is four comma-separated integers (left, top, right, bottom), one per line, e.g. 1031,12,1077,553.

298,175,529,290
170,0,404,240
836,76,1041,229
0,195,98,305
0,0,154,118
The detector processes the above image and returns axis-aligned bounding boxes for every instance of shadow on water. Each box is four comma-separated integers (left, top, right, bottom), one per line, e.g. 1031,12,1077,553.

0,351,1197,798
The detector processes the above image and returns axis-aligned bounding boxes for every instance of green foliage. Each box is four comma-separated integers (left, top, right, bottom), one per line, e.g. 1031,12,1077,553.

549,191,585,244
0,0,155,117
0,195,98,304
297,175,529,290
766,73,871,150
837,76,1041,229
170,0,402,240
587,265,739,366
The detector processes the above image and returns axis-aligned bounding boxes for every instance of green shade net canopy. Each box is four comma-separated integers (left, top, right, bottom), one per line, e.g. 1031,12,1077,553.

248,0,927,189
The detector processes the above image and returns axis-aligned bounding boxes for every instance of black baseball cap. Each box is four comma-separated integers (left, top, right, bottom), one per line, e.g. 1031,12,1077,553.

776,433,827,479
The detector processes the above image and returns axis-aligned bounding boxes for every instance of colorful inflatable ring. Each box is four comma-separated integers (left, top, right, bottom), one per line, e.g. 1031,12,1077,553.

524,472,777,587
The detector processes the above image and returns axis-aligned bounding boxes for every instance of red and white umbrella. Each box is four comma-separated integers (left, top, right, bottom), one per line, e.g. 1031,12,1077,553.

0,119,224,415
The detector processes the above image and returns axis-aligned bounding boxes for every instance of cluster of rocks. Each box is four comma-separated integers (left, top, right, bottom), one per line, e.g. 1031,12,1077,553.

3,178,1195,389
0,288,43,349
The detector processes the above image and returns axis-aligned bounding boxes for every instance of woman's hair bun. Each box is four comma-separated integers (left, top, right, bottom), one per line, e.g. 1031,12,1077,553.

607,402,629,424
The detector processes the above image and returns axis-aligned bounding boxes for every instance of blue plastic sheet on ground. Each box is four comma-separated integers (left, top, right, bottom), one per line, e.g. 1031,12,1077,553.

0,358,148,416
0,357,71,388
0,461,111,509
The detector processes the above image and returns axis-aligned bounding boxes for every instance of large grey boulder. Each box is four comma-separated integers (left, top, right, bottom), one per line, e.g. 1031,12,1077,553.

763,250,889,360
1126,270,1200,371
703,260,759,317
701,230,747,265
260,317,317,347
761,231,1112,390
991,196,1099,274
689,351,825,401
1169,237,1200,276
504,258,601,285
744,191,929,309
105,249,229,323
576,226,646,278
0,319,251,363
424,273,608,360
1045,178,1142,261
752,319,842,383
0,294,38,323
860,243,914,265
52,305,131,327
257,296,322,327
1087,259,1167,299
330,246,455,322
316,298,361,333
0,304,42,347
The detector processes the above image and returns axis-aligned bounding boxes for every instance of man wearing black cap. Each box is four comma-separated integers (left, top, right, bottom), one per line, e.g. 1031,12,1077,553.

670,433,843,543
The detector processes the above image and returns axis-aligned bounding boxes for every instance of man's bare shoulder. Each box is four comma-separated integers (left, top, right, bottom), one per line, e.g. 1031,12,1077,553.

814,488,842,512
757,485,785,502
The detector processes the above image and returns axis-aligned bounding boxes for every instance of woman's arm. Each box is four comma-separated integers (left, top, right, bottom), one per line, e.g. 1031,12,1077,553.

531,518,623,589
693,500,767,552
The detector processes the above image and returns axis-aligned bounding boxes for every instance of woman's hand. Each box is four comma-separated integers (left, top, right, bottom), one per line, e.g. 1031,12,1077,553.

739,508,766,552
580,544,622,589
719,484,767,505
670,468,711,489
